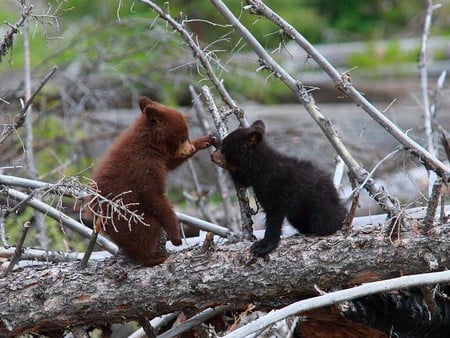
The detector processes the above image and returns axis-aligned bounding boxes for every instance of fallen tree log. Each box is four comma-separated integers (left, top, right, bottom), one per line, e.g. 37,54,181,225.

0,222,449,336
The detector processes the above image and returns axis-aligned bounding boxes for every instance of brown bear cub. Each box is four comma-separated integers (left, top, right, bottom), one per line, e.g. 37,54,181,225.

211,120,346,257
90,96,213,266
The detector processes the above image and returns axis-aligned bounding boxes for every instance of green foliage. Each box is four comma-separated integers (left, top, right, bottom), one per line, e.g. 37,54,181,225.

307,0,424,41
348,40,419,69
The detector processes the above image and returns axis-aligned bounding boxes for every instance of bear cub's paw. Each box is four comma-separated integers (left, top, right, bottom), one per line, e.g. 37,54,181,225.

193,134,215,150
250,239,278,258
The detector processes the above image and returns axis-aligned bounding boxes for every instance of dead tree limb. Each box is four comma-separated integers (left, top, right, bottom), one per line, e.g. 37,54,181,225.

0,222,449,336
201,86,255,238
140,0,257,238
0,4,33,62
211,0,403,227
244,0,450,181
0,65,58,145
189,85,237,229
139,0,247,127
3,186,118,255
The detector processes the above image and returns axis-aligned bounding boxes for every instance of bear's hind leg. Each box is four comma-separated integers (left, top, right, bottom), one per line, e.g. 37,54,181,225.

128,225,169,266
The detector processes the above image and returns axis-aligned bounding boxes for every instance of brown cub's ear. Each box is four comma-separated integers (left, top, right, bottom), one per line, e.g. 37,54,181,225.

143,106,165,125
138,96,154,112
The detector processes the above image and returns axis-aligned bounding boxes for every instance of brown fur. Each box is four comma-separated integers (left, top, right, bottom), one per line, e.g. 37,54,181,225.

90,96,212,266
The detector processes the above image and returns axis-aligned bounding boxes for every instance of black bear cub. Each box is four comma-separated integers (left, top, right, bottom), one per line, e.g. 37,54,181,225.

211,120,346,257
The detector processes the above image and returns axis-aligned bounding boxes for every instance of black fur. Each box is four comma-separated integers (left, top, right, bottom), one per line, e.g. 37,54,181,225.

211,120,346,257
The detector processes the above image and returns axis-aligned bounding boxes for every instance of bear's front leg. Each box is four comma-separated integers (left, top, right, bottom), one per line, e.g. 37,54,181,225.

250,210,284,257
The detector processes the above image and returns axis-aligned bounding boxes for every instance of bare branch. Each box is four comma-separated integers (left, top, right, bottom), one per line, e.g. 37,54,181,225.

189,85,237,229
0,4,33,61
3,221,32,277
139,0,255,238
211,0,403,226
201,85,255,238
157,305,232,338
3,186,118,255
0,174,233,239
0,66,58,145
244,0,450,181
422,178,443,230
419,0,436,157
139,0,248,127
0,247,112,264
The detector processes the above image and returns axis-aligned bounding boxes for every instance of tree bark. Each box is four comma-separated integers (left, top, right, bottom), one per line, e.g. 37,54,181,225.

1,223,449,336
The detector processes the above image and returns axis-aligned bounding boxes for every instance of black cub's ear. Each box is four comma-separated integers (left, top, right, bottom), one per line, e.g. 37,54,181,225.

247,120,265,146
251,120,266,135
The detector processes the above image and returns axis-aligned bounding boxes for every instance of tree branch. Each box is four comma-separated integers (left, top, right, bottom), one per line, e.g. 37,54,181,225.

139,0,247,127
0,65,58,145
244,0,450,181
211,0,403,225
0,222,448,336
3,186,118,255
0,4,33,62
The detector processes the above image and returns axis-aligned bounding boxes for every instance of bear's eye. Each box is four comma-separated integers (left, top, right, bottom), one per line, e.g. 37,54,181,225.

221,145,226,154
180,135,188,142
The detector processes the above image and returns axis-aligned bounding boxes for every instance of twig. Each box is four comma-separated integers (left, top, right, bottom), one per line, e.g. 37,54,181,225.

200,85,228,139
3,186,118,255
79,228,99,268
439,191,447,223
343,173,359,232
139,0,248,127
222,270,450,338
0,211,7,247
189,85,237,229
0,4,33,61
441,133,450,161
419,0,436,160
128,312,181,338
422,178,443,231
157,304,232,338
244,0,450,181
430,70,447,121
138,318,156,338
351,146,402,196
175,212,234,238
201,85,255,238
0,65,58,145
212,0,403,227
3,221,32,276
0,246,111,263
332,156,345,189
419,0,440,198
0,174,234,239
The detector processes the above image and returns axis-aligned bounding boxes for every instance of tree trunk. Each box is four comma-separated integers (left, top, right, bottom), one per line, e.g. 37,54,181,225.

1,222,449,336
